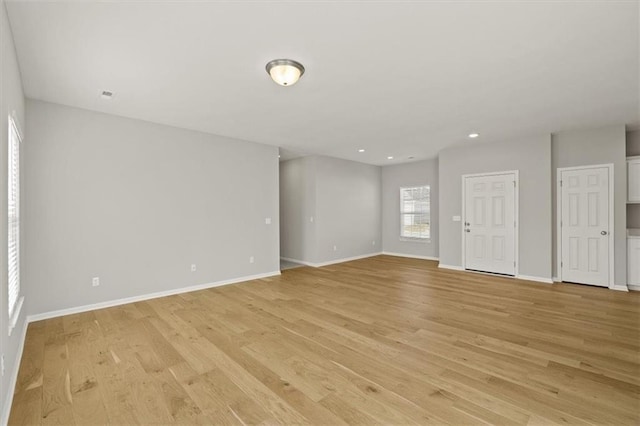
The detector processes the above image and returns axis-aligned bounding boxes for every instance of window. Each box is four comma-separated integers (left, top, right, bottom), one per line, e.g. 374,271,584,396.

400,185,430,240
8,115,22,332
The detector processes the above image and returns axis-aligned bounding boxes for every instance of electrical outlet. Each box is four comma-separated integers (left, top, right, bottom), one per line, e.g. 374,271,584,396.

265,217,271,225
333,245,337,251
249,256,255,264
372,240,376,246
92,277,100,287
1,354,5,376
191,264,197,272
310,216,314,223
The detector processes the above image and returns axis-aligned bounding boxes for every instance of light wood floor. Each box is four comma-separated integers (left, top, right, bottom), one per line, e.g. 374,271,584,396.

8,256,640,425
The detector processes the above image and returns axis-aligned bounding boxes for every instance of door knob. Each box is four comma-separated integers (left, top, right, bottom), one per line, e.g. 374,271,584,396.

601,231,608,235
465,229,471,233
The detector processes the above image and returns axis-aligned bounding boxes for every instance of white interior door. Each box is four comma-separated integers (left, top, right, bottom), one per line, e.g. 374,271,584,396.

464,173,517,275
560,167,610,287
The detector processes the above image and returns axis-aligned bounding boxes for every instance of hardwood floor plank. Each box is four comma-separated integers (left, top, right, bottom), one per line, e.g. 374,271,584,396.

8,256,640,425
66,331,109,425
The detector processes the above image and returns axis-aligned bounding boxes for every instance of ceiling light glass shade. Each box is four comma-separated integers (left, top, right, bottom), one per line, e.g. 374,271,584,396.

266,59,305,86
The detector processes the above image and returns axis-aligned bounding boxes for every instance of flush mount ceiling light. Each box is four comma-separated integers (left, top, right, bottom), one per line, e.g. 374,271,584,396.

387,156,394,160
468,133,480,138
358,149,365,153
266,59,305,86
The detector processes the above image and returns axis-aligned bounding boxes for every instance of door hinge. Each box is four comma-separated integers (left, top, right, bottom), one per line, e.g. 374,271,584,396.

513,181,516,187
561,261,563,267
560,180,563,187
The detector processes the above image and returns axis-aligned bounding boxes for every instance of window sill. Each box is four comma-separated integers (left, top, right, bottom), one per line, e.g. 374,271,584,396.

399,237,431,243
8,296,24,337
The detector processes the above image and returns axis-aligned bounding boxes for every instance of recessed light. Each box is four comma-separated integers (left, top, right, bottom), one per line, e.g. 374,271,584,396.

387,156,394,160
358,149,365,153
468,133,479,138
101,90,113,99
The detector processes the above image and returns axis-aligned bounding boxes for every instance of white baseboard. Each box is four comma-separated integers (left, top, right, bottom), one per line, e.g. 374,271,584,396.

552,276,560,282
381,252,439,261
313,253,383,267
437,264,465,271
1,317,28,426
27,270,281,323
609,285,629,292
628,285,640,291
281,252,382,268
516,274,553,284
280,257,314,267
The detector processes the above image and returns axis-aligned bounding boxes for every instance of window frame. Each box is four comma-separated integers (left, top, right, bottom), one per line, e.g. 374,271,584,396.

7,113,23,336
399,185,431,241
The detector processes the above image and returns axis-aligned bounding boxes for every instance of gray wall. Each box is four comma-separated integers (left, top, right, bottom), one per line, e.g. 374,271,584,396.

382,158,439,258
279,155,381,264
279,156,316,262
1,0,27,421
438,135,552,279
628,130,640,229
627,130,640,157
314,156,381,263
551,125,627,285
24,100,280,316
628,205,640,229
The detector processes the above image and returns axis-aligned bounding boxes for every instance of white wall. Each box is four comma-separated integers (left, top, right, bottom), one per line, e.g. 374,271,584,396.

382,158,438,258
0,0,27,421
627,130,640,229
24,100,280,316
280,155,381,264
552,125,627,285
438,135,553,280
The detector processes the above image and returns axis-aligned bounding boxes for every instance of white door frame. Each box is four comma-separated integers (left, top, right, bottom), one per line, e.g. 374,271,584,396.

462,170,519,276
556,164,615,288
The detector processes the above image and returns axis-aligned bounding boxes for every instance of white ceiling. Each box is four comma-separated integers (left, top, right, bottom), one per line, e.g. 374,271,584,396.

6,0,639,165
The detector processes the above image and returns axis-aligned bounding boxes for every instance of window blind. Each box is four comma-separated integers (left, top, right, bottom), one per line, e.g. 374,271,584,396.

400,185,430,239
8,115,20,319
